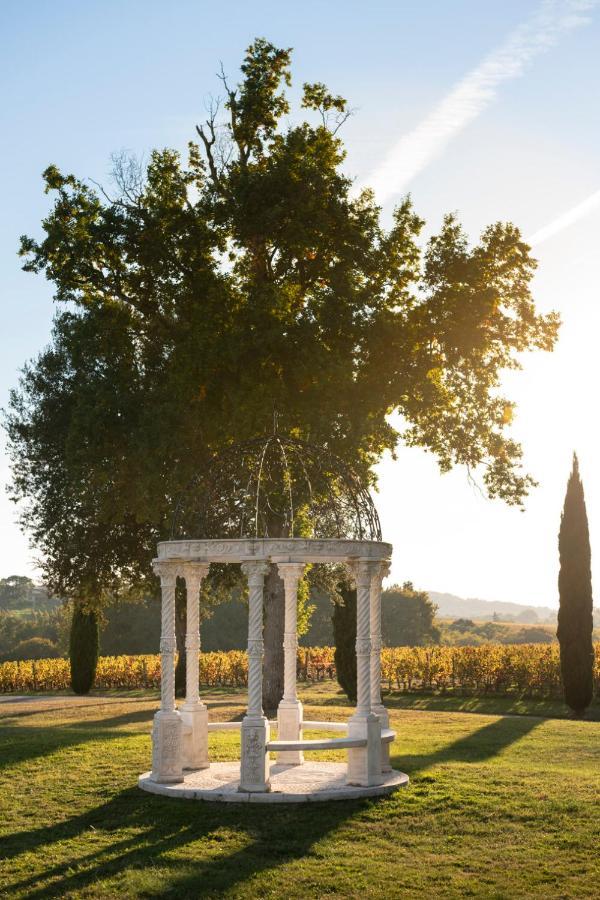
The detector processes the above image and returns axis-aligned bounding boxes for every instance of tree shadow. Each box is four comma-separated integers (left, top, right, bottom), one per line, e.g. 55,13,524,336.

0,702,248,770
394,713,542,778
1,784,362,898
0,705,158,772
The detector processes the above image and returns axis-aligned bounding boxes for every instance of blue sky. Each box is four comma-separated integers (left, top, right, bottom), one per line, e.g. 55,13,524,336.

1,0,599,606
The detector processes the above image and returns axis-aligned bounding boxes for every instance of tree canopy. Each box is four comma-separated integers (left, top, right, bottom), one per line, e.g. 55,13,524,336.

6,38,559,604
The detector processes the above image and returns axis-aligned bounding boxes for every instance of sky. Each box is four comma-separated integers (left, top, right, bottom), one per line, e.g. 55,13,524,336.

1,0,598,607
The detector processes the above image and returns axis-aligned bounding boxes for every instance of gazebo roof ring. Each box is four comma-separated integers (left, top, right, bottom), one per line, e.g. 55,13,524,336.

157,536,393,565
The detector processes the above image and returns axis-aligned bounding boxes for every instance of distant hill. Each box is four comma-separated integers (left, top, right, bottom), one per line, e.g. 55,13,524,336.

427,591,557,624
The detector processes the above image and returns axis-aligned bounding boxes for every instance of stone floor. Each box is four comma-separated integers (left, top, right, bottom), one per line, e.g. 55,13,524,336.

139,761,408,803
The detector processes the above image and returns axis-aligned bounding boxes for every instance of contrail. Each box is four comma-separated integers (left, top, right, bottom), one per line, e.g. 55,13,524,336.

528,188,600,245
361,0,597,203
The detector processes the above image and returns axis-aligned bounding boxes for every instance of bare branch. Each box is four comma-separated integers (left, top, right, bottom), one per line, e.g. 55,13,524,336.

217,61,249,167
331,108,354,136
195,121,221,189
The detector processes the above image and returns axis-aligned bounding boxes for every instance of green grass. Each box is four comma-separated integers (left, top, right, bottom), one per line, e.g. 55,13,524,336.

1,685,599,898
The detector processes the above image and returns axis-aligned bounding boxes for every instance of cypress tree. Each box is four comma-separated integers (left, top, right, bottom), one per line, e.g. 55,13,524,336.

69,602,99,694
557,453,594,716
332,585,357,703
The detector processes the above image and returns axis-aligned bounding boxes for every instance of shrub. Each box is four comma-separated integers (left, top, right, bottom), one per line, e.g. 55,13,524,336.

9,637,60,660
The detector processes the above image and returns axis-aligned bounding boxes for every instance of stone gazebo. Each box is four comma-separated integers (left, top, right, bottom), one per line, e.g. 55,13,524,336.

138,433,408,802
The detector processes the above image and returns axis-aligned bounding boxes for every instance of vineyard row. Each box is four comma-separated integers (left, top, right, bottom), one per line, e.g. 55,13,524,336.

1,644,599,696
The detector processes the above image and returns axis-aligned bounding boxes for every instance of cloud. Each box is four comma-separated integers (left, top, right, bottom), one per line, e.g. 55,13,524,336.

360,0,597,204
528,188,600,245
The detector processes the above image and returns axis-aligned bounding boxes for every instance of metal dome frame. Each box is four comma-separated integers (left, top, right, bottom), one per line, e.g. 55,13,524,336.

170,430,382,543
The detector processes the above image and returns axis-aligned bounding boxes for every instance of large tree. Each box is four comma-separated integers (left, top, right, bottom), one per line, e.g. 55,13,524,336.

6,39,558,708
382,583,440,647
557,454,594,716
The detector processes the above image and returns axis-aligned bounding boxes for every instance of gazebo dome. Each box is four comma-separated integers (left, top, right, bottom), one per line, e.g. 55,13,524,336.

171,429,382,542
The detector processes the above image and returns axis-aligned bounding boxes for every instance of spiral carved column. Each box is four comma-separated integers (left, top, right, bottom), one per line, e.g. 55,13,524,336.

355,560,373,716
240,560,271,792
150,562,183,783
181,563,210,770
370,560,391,771
346,558,383,787
276,562,305,764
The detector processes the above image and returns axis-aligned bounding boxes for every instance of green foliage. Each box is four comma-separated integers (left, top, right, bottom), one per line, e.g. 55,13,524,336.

448,618,477,632
5,38,558,637
0,606,69,661
100,599,161,655
557,454,594,715
439,618,557,647
513,626,554,645
69,603,99,695
332,585,357,703
9,637,60,660
300,587,334,646
0,576,34,610
382,582,440,646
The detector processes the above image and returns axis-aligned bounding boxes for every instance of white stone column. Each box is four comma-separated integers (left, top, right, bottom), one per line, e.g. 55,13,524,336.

371,560,391,772
150,562,183,783
239,560,271,792
346,558,383,787
276,562,305,765
181,563,210,770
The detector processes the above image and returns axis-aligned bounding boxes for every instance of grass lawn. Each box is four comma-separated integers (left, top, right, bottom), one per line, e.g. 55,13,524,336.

1,684,599,898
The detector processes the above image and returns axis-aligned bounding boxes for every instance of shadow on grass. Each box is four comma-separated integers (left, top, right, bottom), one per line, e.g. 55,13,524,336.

1,711,547,897
0,705,156,771
1,785,361,898
395,713,542,778
0,702,248,769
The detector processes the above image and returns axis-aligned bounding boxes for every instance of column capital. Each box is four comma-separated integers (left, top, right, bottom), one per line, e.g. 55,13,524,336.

152,560,178,586
181,562,210,586
276,562,306,584
369,559,391,587
347,558,382,586
379,560,391,580
241,560,270,583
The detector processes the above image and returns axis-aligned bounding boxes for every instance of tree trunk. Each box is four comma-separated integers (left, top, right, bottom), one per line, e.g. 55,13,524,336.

332,584,357,703
262,564,285,714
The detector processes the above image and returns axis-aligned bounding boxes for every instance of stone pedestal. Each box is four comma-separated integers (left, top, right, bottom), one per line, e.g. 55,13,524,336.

181,704,209,770
372,704,391,772
346,713,383,787
276,699,303,765
240,716,271,792
151,709,184,783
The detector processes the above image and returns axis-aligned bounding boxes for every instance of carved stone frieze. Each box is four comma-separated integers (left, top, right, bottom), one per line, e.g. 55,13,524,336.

157,537,392,565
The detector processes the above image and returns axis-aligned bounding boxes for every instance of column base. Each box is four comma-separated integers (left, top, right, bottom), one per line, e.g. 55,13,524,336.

180,703,209,770
151,709,184,784
372,704,391,772
239,715,271,792
276,699,303,765
346,712,383,787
